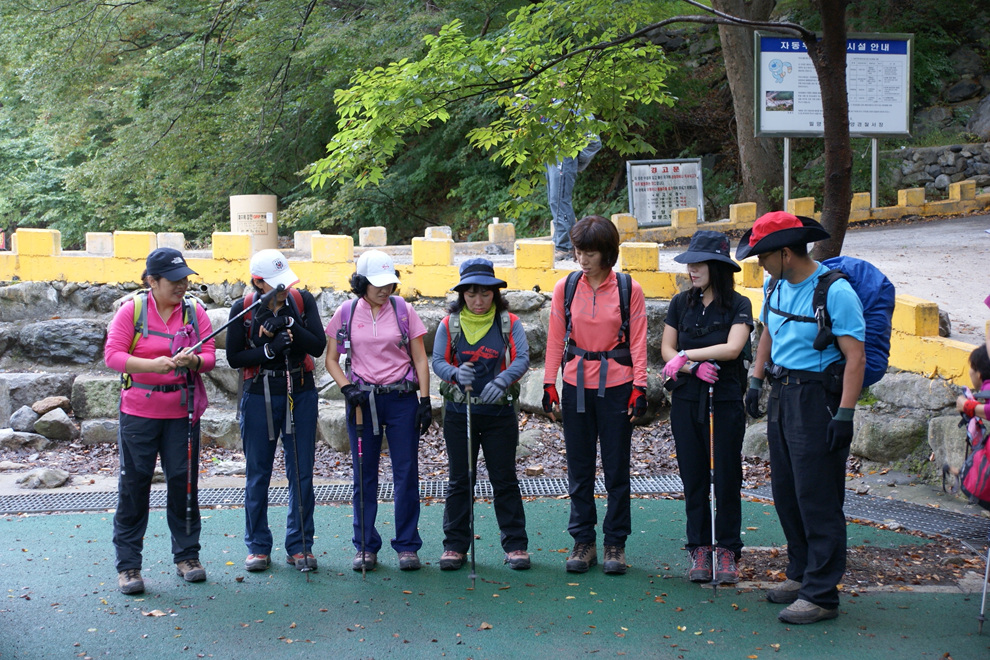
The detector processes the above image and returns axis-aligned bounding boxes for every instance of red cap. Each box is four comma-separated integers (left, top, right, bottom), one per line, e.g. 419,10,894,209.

749,212,803,246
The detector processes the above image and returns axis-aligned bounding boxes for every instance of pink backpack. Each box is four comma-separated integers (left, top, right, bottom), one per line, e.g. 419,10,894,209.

960,390,990,507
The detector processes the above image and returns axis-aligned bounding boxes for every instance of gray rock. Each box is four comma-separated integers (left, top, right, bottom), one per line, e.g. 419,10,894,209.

0,429,51,452
503,290,545,313
928,414,969,472
213,460,247,476
851,411,927,462
939,310,951,338
205,308,233,350
64,284,129,314
0,460,28,470
933,173,952,190
742,422,769,460
946,79,983,104
914,106,954,127
71,375,121,420
949,46,985,78
199,409,241,449
31,395,71,416
9,405,40,432
868,372,957,410
80,419,119,445
0,379,9,428
415,306,447,356
645,300,671,364
516,428,543,459
967,94,990,141
19,319,106,365
152,466,165,484
16,468,70,489
518,368,560,415
523,322,547,362
0,373,75,411
317,403,349,452
33,408,80,441
0,282,59,322
202,350,241,400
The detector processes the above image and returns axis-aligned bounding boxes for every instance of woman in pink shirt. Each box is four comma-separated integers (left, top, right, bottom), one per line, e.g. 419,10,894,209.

104,248,216,595
542,215,648,576
325,250,432,572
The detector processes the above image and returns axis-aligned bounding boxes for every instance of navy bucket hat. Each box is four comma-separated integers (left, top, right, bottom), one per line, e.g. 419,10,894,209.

673,230,741,272
453,258,507,292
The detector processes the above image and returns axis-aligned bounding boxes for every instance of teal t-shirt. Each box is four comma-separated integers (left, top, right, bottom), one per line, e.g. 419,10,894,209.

764,262,865,371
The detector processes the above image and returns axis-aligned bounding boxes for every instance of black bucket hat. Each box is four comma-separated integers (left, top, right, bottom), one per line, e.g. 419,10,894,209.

673,230,741,272
735,212,830,260
146,247,197,281
453,258,507,292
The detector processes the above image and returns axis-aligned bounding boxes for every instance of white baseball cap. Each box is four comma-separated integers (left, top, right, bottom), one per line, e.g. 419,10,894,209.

249,249,299,290
356,250,400,287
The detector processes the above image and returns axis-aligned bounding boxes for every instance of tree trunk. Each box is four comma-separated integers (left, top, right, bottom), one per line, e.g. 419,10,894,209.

806,0,852,260
712,0,782,215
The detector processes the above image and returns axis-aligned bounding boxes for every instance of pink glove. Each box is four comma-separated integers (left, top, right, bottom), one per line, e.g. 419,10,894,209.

662,353,689,380
693,361,720,384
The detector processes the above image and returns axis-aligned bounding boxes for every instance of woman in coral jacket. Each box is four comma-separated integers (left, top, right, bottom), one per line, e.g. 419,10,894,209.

104,248,216,595
542,215,648,576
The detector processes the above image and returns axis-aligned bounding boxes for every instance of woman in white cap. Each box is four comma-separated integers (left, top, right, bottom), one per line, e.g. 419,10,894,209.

104,247,216,594
432,258,531,571
324,250,432,572
226,249,326,573
660,230,753,586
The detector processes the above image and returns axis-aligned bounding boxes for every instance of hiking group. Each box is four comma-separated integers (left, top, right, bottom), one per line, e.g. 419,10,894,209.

105,211,896,627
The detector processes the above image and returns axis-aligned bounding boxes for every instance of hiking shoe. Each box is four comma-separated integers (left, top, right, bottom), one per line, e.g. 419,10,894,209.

688,546,714,582
353,551,377,572
777,598,838,624
286,552,318,571
504,550,531,570
118,568,144,595
439,550,465,571
398,551,421,571
245,554,270,572
554,249,574,262
566,542,597,573
766,578,803,604
714,547,739,584
602,545,627,575
176,559,206,583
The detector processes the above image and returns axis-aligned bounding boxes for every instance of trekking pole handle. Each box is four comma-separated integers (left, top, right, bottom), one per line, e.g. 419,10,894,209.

185,284,284,354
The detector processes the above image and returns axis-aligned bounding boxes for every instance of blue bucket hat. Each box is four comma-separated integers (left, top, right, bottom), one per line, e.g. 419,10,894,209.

453,258,507,292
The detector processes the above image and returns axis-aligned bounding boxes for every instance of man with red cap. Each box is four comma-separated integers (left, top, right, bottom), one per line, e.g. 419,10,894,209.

736,212,865,624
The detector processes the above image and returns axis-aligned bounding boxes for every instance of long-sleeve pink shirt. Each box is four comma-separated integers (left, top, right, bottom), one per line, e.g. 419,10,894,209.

543,270,648,389
105,294,216,419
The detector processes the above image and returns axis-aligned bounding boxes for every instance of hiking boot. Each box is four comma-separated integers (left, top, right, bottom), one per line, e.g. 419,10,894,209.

118,568,144,595
398,551,422,571
602,545,627,575
554,249,574,262
176,559,206,583
566,542,597,573
777,598,838,624
245,554,270,572
714,547,739,584
504,550,531,570
353,551,377,572
439,550,465,571
766,578,803,604
286,552,318,571
688,546,713,583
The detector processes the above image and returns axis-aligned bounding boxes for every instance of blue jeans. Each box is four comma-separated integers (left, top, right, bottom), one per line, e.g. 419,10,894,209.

241,387,318,557
347,390,423,554
546,157,578,252
114,413,201,571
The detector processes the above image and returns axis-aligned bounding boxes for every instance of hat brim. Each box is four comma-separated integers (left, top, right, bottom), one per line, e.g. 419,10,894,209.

453,275,507,292
673,251,741,272
735,217,830,260
261,268,300,290
366,273,400,287
158,264,198,281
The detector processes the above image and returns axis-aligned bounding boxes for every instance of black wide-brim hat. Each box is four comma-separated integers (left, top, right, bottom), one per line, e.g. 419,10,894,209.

735,212,831,260
453,257,507,292
673,230,741,272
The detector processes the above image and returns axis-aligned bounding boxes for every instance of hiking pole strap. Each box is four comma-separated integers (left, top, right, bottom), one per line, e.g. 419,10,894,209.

262,375,276,442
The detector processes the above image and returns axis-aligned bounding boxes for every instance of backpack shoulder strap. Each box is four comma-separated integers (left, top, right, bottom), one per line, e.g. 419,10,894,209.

563,270,582,336
181,293,201,339
616,272,631,343
445,314,460,365
130,290,150,353
389,296,411,350
812,269,848,330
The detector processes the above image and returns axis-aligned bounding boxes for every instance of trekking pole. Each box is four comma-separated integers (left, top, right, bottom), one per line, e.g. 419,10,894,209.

185,371,195,536
979,534,989,634
284,350,311,579
708,384,717,596
182,284,284,354
465,383,477,590
354,405,367,580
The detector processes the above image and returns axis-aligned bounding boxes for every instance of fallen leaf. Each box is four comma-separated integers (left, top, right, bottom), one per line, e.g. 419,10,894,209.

143,610,167,617
479,622,493,630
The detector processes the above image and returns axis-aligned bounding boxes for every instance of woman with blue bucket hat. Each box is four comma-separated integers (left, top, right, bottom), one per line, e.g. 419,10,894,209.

432,258,532,572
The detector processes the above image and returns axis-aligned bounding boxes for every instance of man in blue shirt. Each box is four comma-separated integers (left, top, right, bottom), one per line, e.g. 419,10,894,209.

737,212,866,625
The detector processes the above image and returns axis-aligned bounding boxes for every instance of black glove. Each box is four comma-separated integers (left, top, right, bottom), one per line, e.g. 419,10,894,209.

456,362,475,390
341,384,367,409
262,315,293,335
478,378,508,405
416,396,432,435
628,386,647,418
745,377,765,419
826,408,855,452
266,330,292,357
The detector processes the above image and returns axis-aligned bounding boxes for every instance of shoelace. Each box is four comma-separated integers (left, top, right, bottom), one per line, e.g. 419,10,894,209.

717,549,735,571
692,548,713,570
572,542,593,559
123,568,142,581
604,546,622,561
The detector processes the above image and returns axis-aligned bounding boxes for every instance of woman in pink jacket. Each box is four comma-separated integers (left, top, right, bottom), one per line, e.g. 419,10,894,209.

542,215,648,576
104,248,216,595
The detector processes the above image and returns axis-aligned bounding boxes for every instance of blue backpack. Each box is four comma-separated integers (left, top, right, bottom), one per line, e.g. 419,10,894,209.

765,256,895,388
